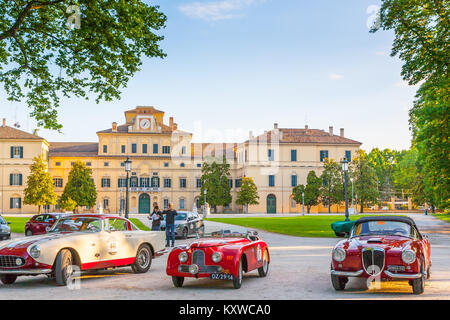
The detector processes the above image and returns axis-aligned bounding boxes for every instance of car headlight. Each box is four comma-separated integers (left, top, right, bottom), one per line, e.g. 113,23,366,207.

29,245,40,259
188,264,199,274
332,248,346,262
178,251,188,263
402,249,416,264
15,258,23,266
212,252,222,263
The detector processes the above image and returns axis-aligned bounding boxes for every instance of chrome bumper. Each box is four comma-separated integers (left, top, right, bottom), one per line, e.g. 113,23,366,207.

331,269,364,277
0,269,52,275
384,270,424,279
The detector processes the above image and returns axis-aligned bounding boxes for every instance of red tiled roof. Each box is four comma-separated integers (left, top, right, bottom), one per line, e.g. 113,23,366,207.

0,125,44,140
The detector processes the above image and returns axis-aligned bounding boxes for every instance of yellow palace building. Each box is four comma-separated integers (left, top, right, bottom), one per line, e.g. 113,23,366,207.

0,106,361,214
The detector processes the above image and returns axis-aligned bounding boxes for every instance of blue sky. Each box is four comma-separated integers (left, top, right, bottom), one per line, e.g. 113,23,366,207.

1,0,419,151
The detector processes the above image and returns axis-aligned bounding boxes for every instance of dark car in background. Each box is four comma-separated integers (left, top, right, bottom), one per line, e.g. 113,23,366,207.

160,211,204,239
0,216,11,240
25,213,69,236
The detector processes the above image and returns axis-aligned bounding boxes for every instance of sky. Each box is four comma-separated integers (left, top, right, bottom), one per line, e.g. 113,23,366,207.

0,0,420,151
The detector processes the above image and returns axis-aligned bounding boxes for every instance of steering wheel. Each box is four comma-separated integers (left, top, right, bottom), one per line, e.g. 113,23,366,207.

392,228,407,235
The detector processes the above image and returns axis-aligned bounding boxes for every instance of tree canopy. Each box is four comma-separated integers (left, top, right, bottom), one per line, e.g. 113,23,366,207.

293,170,321,213
199,158,232,212
319,158,344,213
60,160,96,211
236,177,259,213
0,1,166,130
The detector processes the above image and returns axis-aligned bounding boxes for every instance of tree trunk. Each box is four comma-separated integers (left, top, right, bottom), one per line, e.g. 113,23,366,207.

360,201,364,213
246,204,249,214
307,206,311,213
38,205,41,214
328,200,331,213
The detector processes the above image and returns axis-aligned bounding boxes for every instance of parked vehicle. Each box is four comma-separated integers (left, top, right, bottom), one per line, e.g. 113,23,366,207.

167,230,270,289
330,216,431,294
0,216,11,240
160,211,205,239
25,213,70,236
0,214,166,286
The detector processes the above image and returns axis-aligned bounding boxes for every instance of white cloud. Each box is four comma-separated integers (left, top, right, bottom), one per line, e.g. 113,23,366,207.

179,0,264,21
328,73,344,80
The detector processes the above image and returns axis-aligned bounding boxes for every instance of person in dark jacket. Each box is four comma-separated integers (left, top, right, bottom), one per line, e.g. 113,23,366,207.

148,205,163,231
163,203,177,247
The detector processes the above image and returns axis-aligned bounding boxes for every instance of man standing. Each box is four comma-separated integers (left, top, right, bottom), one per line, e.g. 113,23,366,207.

163,202,177,247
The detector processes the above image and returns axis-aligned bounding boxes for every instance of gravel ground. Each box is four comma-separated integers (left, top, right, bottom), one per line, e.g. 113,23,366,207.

0,214,449,300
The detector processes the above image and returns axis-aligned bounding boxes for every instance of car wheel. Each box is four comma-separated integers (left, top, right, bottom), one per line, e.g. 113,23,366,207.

55,249,73,286
331,274,348,291
233,260,243,289
412,258,425,294
182,228,188,239
131,244,152,273
26,230,33,236
0,274,17,285
172,276,185,288
258,249,269,277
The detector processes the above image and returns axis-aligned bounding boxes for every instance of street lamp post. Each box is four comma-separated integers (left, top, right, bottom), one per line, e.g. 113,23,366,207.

203,188,207,216
341,159,349,221
351,178,354,214
124,157,132,219
302,192,305,215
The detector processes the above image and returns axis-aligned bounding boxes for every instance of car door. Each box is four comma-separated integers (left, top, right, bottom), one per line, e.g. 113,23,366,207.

43,215,56,232
100,218,136,266
33,215,46,234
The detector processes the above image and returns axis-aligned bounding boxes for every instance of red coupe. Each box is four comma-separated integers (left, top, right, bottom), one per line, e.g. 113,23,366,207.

166,230,270,289
330,216,431,294
25,213,69,236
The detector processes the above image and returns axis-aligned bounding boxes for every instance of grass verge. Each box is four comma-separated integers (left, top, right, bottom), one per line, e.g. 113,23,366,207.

432,213,450,223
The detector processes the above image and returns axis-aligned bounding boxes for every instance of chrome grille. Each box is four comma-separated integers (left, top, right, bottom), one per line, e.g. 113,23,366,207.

362,248,385,276
192,250,205,266
0,255,25,268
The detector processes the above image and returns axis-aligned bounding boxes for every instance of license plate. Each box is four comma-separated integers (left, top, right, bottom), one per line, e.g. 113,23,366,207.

210,273,233,280
387,265,405,272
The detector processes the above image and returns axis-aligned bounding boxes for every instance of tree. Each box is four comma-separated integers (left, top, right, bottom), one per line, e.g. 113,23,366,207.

236,177,259,213
199,158,232,213
372,0,449,210
350,150,379,213
59,197,76,212
0,1,166,130
368,148,400,200
293,171,321,213
319,159,344,213
60,160,96,212
23,154,57,213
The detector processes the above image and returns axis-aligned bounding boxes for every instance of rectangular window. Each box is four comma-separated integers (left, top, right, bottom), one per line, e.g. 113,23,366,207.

142,144,148,154
291,175,298,187
229,179,233,189
10,146,23,159
180,163,185,168
132,144,137,154
121,145,126,153
10,197,21,209
53,178,63,188
291,150,297,162
103,145,107,153
269,175,275,187
179,178,187,189
197,163,202,168
55,162,61,166
10,173,22,186
268,149,274,161
345,150,352,162
179,198,185,210
153,144,158,154
103,199,109,210
235,179,242,188
101,178,111,188
164,162,169,167
181,146,186,155
86,162,91,166
162,146,171,154
164,178,172,188
140,177,150,188
104,162,109,167
163,199,169,209
196,179,202,188
118,178,127,188
320,150,329,162
130,177,138,187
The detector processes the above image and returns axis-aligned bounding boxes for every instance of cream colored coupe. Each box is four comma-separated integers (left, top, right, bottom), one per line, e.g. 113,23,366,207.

0,214,166,286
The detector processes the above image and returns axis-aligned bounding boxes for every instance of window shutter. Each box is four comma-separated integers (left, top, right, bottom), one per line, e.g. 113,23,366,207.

20,147,23,158
10,147,13,158
10,198,13,209
19,174,22,186
18,198,21,208
9,174,12,186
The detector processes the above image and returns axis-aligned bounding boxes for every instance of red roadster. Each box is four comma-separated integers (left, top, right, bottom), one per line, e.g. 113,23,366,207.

330,216,431,294
166,230,270,289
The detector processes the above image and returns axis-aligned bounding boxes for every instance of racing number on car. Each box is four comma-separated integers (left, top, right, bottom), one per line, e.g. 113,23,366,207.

108,237,118,255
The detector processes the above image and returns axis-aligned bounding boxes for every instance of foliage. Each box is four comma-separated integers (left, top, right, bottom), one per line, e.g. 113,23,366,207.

319,158,344,213
23,154,57,213
236,177,259,213
350,150,379,213
368,148,401,199
199,158,232,212
292,171,321,213
60,160,96,211
59,197,76,212
373,0,449,209
0,1,166,130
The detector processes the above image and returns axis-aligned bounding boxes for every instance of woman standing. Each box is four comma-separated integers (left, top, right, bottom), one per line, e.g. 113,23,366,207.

148,206,163,231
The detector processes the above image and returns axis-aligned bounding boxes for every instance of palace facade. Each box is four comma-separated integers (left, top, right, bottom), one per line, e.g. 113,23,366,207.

0,106,361,214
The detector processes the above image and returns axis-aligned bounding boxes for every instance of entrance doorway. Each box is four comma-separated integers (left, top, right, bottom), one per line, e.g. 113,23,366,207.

267,194,277,214
138,193,151,214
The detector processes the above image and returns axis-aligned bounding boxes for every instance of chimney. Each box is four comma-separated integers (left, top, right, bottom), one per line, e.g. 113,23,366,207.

329,126,333,136
249,130,254,139
274,123,278,130
2,118,5,127
340,128,344,137
169,117,174,129
305,124,309,130
112,122,117,132
173,123,178,131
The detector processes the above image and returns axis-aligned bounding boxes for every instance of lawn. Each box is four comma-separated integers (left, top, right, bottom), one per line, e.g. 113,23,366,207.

433,213,450,223
205,215,386,238
2,217,150,234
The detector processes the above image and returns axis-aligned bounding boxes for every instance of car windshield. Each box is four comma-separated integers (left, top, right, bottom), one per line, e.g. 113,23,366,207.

0,216,6,224
352,221,412,237
205,228,255,239
49,217,102,233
